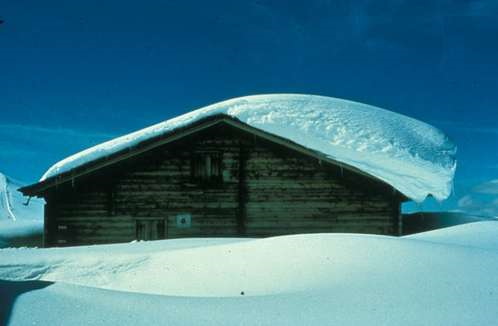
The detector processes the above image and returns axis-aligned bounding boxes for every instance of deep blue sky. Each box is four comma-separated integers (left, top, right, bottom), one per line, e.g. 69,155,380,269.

1,0,497,214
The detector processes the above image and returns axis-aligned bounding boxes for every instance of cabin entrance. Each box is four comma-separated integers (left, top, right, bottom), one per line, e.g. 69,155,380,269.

135,219,166,241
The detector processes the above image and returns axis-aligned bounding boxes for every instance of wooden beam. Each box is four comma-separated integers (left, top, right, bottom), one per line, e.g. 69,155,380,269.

237,144,248,235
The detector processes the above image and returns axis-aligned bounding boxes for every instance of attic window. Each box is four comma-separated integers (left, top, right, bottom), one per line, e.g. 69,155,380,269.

191,151,222,183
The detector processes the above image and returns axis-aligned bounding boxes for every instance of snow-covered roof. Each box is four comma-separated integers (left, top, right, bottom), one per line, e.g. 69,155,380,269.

40,94,456,202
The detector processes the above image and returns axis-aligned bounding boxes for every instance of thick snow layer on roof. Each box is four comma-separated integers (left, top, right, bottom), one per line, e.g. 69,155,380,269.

41,94,456,202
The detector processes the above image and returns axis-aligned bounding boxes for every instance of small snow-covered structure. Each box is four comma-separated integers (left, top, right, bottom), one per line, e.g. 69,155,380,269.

20,94,456,246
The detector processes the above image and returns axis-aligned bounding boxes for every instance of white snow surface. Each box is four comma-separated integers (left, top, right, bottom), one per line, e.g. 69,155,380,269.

0,173,44,247
40,94,456,202
406,220,498,250
2,222,498,325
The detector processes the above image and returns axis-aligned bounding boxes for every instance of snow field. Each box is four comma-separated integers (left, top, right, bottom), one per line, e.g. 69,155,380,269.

2,222,498,325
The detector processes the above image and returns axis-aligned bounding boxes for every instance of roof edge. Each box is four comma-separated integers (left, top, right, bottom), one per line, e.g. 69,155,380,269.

20,114,409,201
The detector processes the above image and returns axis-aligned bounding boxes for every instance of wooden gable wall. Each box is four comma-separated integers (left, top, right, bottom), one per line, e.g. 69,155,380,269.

43,122,400,246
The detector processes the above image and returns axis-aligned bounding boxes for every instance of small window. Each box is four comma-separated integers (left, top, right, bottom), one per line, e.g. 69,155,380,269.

191,151,222,183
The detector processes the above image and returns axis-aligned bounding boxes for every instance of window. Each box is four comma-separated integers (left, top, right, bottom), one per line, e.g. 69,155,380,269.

191,151,222,183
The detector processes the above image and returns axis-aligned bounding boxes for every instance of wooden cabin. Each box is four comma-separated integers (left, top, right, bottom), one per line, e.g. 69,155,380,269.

20,114,407,247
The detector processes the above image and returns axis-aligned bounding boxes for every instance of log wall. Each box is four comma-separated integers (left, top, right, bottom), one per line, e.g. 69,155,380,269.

44,123,400,246
244,144,397,236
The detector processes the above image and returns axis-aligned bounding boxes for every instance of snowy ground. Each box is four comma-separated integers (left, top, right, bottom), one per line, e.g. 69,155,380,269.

0,173,44,248
1,221,498,325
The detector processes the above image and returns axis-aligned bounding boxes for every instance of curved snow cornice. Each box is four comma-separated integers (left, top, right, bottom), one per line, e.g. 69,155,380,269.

41,94,457,202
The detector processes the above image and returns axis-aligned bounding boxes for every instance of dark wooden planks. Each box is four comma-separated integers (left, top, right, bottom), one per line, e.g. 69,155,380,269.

43,122,400,246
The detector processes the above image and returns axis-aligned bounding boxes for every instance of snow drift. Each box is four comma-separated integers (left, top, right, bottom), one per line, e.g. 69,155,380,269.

1,222,498,325
40,94,456,202
406,220,498,250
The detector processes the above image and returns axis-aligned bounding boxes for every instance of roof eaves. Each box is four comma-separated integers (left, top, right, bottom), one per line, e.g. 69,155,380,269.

19,114,410,201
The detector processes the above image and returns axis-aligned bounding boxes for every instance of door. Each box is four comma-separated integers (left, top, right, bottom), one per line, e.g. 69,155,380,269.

136,219,165,241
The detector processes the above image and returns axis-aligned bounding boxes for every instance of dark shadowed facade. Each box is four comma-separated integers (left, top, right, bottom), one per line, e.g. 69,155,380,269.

21,115,406,247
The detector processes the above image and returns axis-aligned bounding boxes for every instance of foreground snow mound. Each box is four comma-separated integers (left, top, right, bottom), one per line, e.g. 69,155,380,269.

2,224,498,297
0,173,44,247
41,94,456,202
2,224,498,325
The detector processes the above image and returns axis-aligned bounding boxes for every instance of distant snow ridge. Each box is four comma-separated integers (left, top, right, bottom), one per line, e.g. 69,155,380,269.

0,173,16,220
0,172,44,224
0,172,44,247
41,94,456,202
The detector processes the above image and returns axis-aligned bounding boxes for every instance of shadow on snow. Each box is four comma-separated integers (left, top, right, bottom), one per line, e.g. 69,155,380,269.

0,280,53,325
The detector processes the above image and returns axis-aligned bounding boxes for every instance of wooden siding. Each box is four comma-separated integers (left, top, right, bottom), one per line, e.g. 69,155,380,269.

244,140,397,236
44,123,400,246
